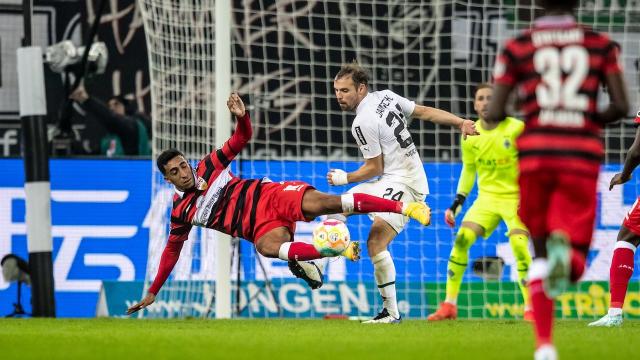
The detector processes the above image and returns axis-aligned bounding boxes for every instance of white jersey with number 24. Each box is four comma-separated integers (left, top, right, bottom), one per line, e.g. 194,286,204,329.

351,90,429,194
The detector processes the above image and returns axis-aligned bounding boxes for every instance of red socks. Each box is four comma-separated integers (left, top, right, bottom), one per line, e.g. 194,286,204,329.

570,250,586,282
352,193,402,213
609,245,635,308
529,278,553,347
287,242,322,261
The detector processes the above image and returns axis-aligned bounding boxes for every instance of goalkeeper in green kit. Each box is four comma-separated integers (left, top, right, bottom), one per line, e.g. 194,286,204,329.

428,83,533,321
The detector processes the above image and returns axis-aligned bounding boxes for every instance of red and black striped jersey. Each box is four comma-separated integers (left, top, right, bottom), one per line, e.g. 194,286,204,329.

168,112,259,243
149,112,258,295
493,15,622,176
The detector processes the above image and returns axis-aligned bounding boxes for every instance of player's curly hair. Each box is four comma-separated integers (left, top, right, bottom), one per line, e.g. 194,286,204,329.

335,60,369,88
157,148,185,175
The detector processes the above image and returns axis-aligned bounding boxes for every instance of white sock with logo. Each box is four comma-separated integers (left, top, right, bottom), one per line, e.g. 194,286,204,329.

372,250,399,318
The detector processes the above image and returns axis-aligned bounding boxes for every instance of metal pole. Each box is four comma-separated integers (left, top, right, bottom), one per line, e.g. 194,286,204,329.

18,0,55,317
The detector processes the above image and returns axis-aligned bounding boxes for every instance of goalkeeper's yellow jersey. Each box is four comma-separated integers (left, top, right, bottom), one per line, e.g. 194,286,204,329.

457,117,523,199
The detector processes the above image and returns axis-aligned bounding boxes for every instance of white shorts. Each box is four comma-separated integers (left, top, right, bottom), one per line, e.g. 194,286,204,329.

348,180,426,233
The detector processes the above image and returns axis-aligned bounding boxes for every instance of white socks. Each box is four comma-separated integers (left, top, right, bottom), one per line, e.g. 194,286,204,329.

278,242,291,261
372,250,399,318
528,258,550,282
341,194,354,214
608,307,623,317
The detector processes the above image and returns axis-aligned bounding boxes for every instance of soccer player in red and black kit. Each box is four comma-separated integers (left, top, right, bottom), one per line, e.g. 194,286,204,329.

126,93,431,315
486,0,630,358
589,108,640,328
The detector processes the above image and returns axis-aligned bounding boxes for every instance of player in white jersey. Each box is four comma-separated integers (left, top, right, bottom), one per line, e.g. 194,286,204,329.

328,62,478,323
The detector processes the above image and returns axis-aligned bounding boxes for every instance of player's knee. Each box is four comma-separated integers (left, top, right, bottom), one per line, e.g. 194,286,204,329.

454,227,476,251
255,238,278,258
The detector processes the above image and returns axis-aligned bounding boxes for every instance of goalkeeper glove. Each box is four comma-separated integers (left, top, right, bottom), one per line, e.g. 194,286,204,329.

444,193,466,228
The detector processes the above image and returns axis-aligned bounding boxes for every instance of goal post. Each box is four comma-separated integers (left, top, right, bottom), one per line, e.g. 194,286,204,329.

214,0,232,320
138,0,640,319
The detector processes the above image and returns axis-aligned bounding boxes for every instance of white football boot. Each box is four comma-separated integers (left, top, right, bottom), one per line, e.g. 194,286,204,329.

588,314,623,327
288,260,323,289
361,308,401,324
534,344,558,360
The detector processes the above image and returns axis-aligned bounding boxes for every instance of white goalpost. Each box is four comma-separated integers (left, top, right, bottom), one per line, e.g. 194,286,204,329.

138,0,640,319
214,0,232,319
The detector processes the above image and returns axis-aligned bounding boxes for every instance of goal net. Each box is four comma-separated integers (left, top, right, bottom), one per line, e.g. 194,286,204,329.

138,0,640,319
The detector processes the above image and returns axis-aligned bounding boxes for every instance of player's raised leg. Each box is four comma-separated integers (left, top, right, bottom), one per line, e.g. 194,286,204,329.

300,190,431,227
257,188,430,264
268,188,429,289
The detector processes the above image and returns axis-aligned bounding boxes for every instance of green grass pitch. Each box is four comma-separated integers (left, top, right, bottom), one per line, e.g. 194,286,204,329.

0,318,635,359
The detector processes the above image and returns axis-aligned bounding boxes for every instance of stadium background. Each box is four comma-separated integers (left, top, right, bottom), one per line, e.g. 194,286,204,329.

0,0,639,319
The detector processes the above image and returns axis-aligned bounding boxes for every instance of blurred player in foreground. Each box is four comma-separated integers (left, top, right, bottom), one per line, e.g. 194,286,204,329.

589,109,640,328
487,0,629,358
127,93,431,315
428,83,532,322
327,62,478,323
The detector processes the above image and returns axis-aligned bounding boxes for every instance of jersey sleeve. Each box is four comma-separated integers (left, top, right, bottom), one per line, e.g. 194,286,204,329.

634,109,640,126
168,219,192,243
147,240,184,295
352,119,382,159
457,137,477,195
206,112,253,169
147,217,191,295
603,40,623,75
493,40,518,87
390,91,416,117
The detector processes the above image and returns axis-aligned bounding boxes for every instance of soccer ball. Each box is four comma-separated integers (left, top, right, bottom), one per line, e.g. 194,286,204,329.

312,219,350,257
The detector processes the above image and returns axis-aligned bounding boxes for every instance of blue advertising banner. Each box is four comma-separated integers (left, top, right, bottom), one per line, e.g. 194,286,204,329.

99,280,426,319
0,159,151,317
0,159,637,317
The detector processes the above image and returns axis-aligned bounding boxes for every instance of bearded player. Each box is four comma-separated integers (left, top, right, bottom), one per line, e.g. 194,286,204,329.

328,62,478,323
428,83,532,322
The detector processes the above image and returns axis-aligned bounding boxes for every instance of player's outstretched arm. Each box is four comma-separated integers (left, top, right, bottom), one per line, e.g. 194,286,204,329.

225,92,252,152
126,240,184,315
411,105,479,139
210,93,253,168
610,126,640,190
